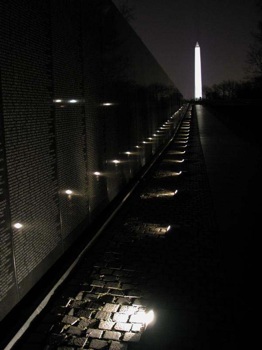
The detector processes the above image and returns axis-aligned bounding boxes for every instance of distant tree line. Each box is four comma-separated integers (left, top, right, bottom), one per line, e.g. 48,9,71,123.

203,79,261,101
203,0,262,102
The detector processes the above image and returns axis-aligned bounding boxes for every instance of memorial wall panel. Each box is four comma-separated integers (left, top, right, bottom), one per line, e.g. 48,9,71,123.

82,1,111,213
0,0,183,321
0,0,62,317
0,71,19,321
51,0,88,240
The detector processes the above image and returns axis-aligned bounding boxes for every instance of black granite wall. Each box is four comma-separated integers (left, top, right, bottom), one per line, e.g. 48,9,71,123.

0,0,182,321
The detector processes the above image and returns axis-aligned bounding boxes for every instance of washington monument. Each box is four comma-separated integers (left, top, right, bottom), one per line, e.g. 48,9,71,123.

194,42,202,99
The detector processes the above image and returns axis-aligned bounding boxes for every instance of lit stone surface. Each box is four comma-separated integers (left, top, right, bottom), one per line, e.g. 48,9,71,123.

109,341,128,350
66,326,83,336
95,311,112,321
132,323,144,332
99,320,115,330
112,313,129,323
90,339,109,349
103,330,121,340
61,315,79,325
123,332,141,342
103,303,120,313
86,328,103,338
129,312,146,323
119,305,138,315
114,322,132,332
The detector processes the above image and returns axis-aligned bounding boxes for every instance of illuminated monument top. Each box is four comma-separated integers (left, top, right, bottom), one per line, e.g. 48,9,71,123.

194,42,202,100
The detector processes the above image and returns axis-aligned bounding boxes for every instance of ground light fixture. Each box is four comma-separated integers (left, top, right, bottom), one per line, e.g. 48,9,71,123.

163,159,185,163
13,223,23,229
131,310,155,327
145,310,155,326
101,102,114,106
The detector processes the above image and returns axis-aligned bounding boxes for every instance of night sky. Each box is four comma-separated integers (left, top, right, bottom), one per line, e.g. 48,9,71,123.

113,0,260,99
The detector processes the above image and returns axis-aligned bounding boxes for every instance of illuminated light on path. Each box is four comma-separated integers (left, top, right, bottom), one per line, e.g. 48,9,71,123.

13,223,23,229
130,310,155,326
145,310,155,326
194,42,202,100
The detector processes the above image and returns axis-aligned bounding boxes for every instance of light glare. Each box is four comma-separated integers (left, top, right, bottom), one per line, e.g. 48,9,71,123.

102,102,113,106
145,310,154,325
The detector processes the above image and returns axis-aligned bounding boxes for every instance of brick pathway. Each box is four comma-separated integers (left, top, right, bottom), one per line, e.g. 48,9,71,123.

11,104,227,350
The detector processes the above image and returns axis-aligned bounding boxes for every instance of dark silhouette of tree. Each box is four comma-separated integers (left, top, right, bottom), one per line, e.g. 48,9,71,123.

204,1,262,103
203,80,239,100
246,0,262,79
113,0,136,22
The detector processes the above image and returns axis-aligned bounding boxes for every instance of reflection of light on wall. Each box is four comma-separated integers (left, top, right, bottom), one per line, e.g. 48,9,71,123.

168,150,186,155
53,99,85,104
175,140,188,144
142,190,178,198
155,170,183,178
163,159,185,163
177,136,189,141
65,189,73,195
157,190,177,197
101,102,114,106
112,160,120,164
13,223,23,229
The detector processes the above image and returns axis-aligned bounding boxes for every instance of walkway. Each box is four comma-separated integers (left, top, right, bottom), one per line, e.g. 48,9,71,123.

5,103,261,349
